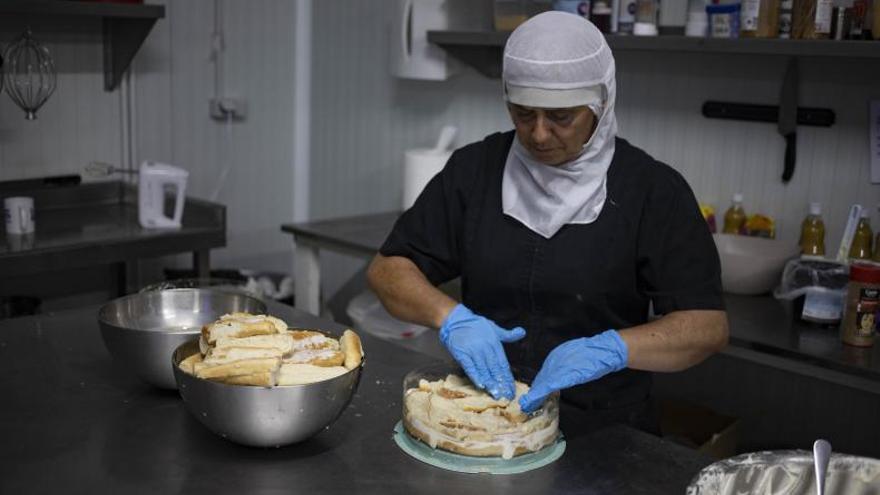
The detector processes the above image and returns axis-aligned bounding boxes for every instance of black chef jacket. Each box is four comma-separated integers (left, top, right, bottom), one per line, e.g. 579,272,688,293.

380,131,723,423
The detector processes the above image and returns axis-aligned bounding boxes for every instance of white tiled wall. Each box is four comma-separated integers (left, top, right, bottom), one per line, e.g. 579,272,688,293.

310,0,880,249
1,0,878,282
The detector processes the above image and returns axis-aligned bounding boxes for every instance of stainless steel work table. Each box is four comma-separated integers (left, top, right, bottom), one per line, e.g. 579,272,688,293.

0,181,225,294
0,302,711,494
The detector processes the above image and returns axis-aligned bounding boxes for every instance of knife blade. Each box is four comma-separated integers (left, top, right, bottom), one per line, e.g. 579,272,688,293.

778,58,798,183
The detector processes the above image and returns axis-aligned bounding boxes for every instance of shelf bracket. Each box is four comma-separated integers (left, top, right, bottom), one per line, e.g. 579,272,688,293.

438,45,502,79
102,16,158,91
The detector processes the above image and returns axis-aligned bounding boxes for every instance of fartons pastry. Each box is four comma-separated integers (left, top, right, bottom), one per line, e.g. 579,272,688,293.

179,312,363,387
403,374,559,460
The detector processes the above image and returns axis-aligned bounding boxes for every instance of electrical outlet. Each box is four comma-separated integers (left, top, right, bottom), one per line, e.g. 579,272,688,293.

210,98,247,121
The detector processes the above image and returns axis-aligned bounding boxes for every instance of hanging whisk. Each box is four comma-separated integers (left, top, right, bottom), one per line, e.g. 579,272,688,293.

3,29,57,120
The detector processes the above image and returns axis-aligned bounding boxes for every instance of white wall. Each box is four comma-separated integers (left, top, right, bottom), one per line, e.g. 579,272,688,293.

134,0,298,273
2,1,877,300
0,17,121,181
310,1,880,250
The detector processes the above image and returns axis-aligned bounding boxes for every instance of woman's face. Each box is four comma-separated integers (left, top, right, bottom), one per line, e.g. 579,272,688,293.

508,103,597,166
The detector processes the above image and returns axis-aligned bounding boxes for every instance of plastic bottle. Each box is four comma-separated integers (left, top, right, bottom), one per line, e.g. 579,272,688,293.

799,202,826,256
722,193,747,234
618,0,637,32
849,210,873,260
873,206,880,263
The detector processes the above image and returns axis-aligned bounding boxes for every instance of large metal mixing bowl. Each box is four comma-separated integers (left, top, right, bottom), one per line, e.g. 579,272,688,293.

687,450,880,495
98,288,267,389
172,340,363,447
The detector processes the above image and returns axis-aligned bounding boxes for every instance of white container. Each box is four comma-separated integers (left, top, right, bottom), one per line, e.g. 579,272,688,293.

389,0,490,80
659,0,688,31
138,161,189,229
402,148,451,210
685,11,708,36
713,233,798,295
4,196,34,235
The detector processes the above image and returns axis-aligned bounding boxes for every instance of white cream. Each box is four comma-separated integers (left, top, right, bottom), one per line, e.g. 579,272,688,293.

290,334,336,351
406,415,559,460
691,454,880,495
285,348,338,363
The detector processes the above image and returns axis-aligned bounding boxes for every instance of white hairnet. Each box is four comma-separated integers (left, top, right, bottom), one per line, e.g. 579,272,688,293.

500,12,620,239
502,11,614,110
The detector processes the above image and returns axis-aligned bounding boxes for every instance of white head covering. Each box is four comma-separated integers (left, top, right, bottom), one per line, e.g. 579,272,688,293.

501,12,618,239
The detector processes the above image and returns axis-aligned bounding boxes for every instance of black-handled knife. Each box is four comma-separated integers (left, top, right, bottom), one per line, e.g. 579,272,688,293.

778,58,798,183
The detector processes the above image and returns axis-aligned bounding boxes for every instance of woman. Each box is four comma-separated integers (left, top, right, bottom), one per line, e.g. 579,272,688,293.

367,12,728,428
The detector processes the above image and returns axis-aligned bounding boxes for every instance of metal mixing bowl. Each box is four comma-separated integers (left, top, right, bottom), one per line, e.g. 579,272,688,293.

172,340,363,447
98,288,267,389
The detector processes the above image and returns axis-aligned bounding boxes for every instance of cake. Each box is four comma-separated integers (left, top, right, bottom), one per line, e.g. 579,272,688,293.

403,374,559,460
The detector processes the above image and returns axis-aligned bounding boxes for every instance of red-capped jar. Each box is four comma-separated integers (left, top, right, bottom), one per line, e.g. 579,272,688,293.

841,262,880,347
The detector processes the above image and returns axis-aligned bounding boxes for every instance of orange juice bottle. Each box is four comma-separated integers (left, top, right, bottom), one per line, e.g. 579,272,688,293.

799,202,825,256
722,193,747,234
849,211,873,260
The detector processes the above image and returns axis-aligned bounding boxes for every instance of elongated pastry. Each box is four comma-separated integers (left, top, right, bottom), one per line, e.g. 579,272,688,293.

193,357,280,380
180,313,363,387
340,329,363,370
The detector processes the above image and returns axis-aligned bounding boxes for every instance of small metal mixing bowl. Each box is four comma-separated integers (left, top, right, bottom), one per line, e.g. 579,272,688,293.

172,340,363,447
98,288,267,389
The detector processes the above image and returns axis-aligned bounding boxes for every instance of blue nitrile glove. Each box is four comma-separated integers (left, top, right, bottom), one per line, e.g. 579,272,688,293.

519,330,628,414
439,304,526,400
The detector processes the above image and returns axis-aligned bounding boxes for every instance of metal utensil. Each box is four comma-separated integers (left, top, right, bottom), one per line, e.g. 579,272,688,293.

3,28,57,120
84,161,136,178
836,204,864,263
172,339,364,447
98,288,267,389
778,58,798,183
813,439,832,495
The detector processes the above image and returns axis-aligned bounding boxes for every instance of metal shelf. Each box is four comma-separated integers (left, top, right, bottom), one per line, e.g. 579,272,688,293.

427,30,880,78
0,0,165,91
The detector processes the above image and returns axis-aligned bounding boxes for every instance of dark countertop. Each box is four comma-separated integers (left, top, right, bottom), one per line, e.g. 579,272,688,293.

0,302,711,495
281,211,399,254
0,181,225,277
280,212,880,392
725,295,880,385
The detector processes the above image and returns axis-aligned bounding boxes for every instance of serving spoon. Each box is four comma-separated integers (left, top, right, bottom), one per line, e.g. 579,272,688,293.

813,439,832,495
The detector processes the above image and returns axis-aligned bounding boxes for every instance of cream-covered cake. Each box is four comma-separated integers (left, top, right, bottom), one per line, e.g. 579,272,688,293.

402,374,558,460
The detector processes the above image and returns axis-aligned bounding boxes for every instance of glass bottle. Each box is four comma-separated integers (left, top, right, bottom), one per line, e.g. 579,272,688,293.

849,211,873,260
722,193,747,234
799,202,825,256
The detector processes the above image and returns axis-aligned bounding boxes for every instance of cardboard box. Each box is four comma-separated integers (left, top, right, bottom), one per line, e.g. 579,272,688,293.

659,399,739,459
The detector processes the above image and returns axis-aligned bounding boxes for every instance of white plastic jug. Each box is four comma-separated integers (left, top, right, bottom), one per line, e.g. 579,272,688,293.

138,161,188,229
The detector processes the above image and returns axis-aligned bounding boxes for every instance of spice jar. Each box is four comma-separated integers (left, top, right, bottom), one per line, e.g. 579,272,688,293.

792,0,832,38
841,262,880,347
741,0,781,37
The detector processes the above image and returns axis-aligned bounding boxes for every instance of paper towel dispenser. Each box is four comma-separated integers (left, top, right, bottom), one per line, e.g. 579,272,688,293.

389,0,492,81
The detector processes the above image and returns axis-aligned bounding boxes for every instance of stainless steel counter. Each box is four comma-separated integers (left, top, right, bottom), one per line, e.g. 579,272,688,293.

280,212,880,393
0,302,711,494
0,181,225,287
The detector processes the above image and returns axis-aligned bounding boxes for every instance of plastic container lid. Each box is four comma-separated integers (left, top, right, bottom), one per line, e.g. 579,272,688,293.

809,202,822,216
850,262,880,284
633,22,659,35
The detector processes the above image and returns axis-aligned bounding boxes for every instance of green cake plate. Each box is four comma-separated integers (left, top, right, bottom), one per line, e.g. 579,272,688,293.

392,421,566,475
